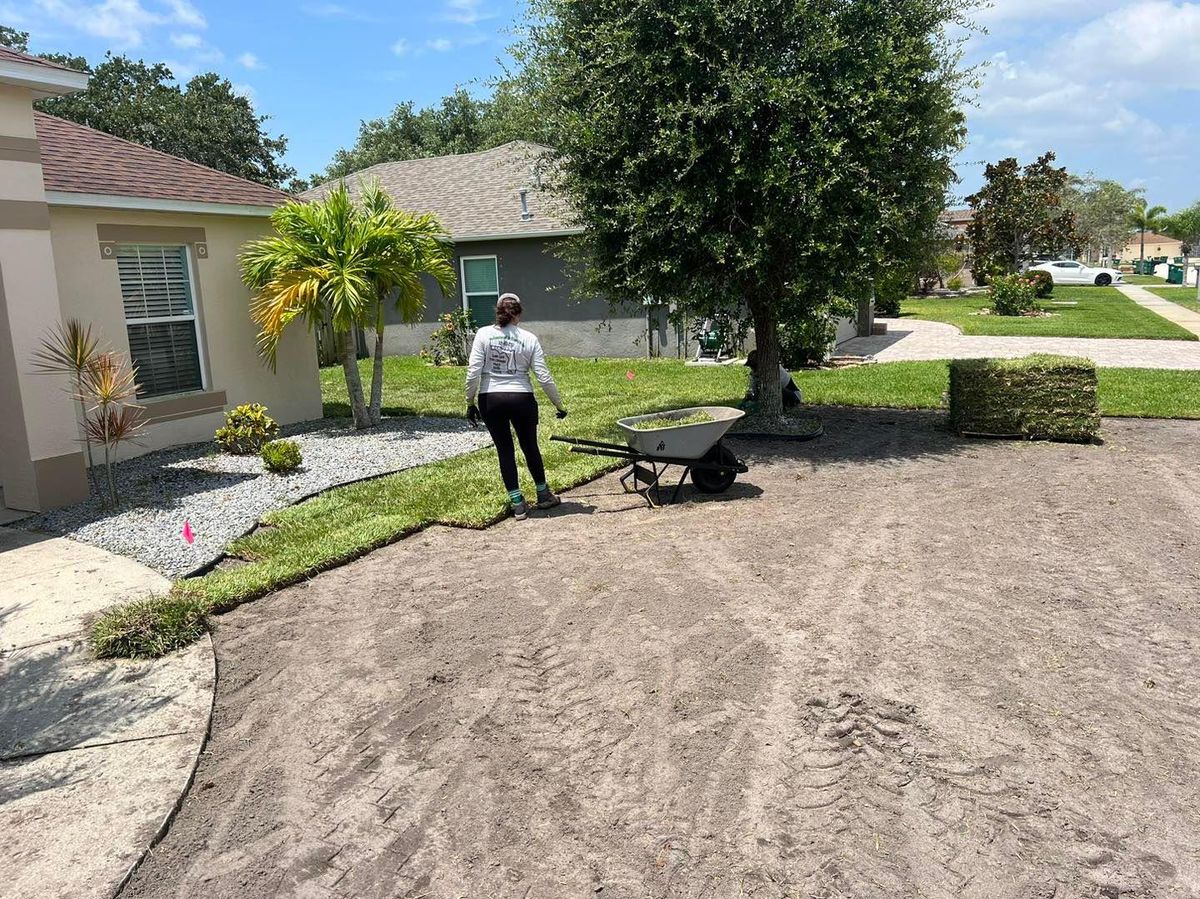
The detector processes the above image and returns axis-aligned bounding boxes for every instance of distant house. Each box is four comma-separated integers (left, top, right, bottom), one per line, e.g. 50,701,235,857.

1118,232,1185,261
0,47,322,513
304,143,874,358
939,207,974,242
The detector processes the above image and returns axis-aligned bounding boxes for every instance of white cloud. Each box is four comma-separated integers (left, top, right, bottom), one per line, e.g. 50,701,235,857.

442,0,494,25
973,0,1125,23
231,81,256,102
238,51,264,69
426,37,452,51
1061,1,1200,90
165,0,204,28
391,38,411,57
27,0,207,47
170,31,202,48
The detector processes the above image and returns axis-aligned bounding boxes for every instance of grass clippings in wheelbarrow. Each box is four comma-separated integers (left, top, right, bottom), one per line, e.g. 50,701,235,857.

631,410,716,430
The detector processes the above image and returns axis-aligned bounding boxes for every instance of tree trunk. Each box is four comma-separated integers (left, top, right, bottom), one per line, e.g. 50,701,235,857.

1140,229,1146,261
748,297,784,418
369,301,386,426
339,327,371,429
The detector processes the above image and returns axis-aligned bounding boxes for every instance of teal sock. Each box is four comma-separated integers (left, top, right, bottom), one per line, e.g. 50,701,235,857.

536,482,548,494
508,489,524,504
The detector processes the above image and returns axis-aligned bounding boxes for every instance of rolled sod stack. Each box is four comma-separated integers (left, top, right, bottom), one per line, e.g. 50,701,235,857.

948,355,1101,443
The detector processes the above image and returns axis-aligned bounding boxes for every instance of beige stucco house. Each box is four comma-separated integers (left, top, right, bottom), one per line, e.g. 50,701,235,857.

1117,232,1185,262
0,47,321,514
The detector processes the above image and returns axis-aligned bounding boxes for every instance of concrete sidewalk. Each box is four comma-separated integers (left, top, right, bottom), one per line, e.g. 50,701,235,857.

1116,283,1200,338
841,317,1200,368
0,527,215,898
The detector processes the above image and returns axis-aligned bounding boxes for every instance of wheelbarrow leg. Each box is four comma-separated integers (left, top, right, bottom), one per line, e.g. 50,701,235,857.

670,467,692,505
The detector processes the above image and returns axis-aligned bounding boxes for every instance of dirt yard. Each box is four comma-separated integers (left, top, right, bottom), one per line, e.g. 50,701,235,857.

124,409,1200,899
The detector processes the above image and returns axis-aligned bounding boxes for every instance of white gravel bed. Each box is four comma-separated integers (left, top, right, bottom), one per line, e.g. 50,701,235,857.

22,416,492,579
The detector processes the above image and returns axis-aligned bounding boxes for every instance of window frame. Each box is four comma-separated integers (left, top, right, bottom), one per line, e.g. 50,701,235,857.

460,254,500,323
117,243,209,399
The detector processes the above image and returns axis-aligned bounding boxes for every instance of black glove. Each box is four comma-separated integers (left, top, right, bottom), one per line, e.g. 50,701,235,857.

555,408,568,420
467,404,480,427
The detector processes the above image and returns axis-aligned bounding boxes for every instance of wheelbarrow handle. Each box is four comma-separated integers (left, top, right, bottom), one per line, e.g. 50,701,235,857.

550,435,630,452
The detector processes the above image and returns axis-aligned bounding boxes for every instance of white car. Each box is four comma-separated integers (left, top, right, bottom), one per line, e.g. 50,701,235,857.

1030,260,1124,287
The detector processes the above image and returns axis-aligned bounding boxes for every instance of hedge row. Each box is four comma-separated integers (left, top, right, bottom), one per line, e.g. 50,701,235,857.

948,355,1101,443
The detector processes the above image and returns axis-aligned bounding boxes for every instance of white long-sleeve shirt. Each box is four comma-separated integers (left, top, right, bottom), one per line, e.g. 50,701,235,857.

465,324,563,408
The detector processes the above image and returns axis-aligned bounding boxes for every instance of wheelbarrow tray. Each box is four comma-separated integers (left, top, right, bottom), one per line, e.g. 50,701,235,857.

617,406,746,460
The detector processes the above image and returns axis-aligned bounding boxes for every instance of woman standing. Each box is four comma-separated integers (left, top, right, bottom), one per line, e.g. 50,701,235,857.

466,294,568,520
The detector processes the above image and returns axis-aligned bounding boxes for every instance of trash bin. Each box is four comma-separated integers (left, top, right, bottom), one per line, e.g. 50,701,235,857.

1168,264,1184,285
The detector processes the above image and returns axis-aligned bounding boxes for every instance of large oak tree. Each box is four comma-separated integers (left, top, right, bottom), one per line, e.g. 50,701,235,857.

1,28,296,190
518,0,971,414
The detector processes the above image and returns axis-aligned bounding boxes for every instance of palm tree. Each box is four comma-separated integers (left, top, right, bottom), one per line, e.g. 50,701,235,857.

240,182,455,429
1128,199,1168,262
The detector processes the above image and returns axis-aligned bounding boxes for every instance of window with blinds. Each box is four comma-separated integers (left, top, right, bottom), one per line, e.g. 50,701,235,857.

117,245,204,398
461,256,499,327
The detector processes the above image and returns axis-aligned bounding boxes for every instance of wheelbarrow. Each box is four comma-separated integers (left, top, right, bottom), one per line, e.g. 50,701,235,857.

552,406,749,507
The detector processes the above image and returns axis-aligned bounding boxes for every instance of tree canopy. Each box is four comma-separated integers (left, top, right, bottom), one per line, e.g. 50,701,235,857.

1,27,296,190
518,0,970,412
317,80,549,184
1066,175,1143,263
966,152,1077,278
1163,202,1200,255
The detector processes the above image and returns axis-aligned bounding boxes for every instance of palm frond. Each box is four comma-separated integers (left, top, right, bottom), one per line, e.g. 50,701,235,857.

79,352,140,406
32,318,102,378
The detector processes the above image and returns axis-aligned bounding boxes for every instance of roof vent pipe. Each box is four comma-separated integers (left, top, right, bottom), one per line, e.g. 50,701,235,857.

519,188,533,221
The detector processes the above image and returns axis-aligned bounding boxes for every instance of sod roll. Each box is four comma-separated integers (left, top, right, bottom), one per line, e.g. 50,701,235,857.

948,355,1101,443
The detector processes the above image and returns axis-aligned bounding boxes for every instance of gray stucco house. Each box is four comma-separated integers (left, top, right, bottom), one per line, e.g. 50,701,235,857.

302,141,872,358
303,141,661,358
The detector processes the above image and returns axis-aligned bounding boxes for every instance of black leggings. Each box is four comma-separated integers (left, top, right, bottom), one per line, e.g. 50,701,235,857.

479,392,545,493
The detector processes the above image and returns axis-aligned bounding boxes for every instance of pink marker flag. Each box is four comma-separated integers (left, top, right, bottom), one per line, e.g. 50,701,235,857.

181,519,195,545
626,370,636,381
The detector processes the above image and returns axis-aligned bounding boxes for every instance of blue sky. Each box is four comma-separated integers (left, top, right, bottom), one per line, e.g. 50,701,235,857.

4,0,1198,209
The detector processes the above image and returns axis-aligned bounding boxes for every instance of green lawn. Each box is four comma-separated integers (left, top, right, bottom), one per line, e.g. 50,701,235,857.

1121,274,1169,286
1148,286,1200,315
794,361,1200,419
900,286,1197,341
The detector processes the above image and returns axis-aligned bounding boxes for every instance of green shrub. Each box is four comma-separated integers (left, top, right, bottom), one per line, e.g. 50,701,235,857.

1025,269,1054,298
261,438,302,473
420,309,475,366
990,274,1040,316
948,355,1100,443
946,275,964,291
780,315,838,367
215,403,279,454
90,594,209,659
874,269,912,317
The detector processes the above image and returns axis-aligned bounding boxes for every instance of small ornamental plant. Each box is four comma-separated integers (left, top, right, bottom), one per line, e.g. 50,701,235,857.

1024,270,1054,298
989,274,1041,317
215,403,279,454
261,438,302,473
420,309,475,366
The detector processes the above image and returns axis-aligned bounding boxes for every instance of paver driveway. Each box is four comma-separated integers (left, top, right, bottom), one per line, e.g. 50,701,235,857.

124,409,1200,899
841,317,1200,368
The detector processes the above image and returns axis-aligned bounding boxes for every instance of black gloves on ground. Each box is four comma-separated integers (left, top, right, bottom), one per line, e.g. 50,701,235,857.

467,405,480,427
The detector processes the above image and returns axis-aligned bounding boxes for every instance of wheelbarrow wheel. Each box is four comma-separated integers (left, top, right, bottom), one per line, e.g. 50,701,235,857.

691,444,738,494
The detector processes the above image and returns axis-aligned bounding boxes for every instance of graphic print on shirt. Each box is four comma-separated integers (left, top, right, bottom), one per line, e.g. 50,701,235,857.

486,335,519,375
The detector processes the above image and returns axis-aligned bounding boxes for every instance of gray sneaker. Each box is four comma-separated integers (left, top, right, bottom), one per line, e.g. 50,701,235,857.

535,489,561,510
511,501,529,521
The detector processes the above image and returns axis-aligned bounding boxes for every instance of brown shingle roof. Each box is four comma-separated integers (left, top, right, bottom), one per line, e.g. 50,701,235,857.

302,142,579,240
35,111,291,209
0,45,84,74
